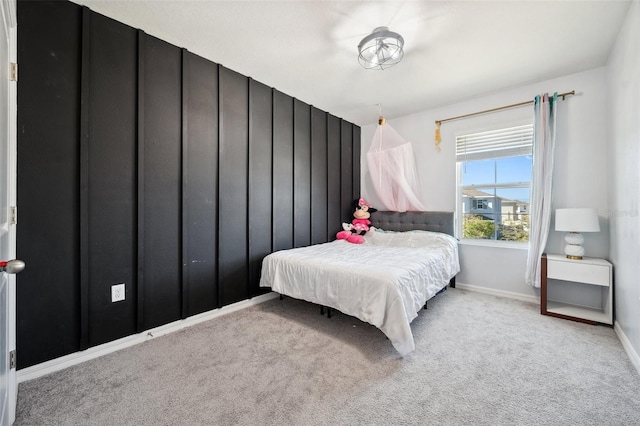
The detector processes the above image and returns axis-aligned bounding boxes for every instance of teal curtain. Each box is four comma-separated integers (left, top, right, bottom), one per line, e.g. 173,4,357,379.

525,92,558,287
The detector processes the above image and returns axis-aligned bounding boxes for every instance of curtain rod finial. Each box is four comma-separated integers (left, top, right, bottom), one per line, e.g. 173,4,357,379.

378,116,386,125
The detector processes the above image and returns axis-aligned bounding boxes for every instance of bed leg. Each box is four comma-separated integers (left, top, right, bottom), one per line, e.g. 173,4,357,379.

320,306,325,315
449,277,456,288
279,294,284,300
423,301,428,310
327,307,333,318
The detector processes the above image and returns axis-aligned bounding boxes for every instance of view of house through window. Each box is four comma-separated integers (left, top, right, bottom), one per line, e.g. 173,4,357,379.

456,124,533,242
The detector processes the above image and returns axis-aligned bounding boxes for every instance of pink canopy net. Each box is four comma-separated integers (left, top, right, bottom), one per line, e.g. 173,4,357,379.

367,118,426,212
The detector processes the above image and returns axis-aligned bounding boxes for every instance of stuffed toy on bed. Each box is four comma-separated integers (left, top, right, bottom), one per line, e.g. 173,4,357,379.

336,198,377,244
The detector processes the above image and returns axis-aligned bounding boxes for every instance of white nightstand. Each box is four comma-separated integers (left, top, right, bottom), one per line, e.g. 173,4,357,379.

541,254,613,325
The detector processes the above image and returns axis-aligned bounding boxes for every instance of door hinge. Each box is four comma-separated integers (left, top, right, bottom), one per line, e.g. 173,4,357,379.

9,350,16,369
9,206,17,225
10,63,17,82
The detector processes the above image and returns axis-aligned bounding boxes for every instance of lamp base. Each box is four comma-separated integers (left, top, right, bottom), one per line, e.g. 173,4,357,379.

564,232,585,260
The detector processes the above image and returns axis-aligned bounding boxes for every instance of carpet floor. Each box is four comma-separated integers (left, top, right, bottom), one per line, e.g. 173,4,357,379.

14,288,640,425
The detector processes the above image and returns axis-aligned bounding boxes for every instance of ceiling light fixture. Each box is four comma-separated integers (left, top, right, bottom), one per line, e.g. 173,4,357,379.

358,26,404,70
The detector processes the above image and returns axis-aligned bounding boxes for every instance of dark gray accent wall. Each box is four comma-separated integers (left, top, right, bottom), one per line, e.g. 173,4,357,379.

16,0,360,369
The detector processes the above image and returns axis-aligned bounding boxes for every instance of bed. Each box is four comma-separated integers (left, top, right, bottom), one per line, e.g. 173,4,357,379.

259,211,460,356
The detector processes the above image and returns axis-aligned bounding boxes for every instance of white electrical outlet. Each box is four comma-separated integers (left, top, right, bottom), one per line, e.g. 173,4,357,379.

111,283,125,302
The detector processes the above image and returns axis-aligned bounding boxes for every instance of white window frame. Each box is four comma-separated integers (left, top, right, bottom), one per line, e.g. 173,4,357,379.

456,123,533,245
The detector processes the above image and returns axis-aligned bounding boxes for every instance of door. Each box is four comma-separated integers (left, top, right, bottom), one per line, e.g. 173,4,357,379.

0,1,17,425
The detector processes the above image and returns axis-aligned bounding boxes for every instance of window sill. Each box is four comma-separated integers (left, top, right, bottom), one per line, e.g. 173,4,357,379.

459,239,529,250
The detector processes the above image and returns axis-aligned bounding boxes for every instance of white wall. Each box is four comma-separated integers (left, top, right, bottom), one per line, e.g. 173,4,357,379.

361,67,611,300
607,0,640,370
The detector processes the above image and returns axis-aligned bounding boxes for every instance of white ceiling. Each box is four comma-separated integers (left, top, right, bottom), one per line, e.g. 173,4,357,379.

71,0,632,126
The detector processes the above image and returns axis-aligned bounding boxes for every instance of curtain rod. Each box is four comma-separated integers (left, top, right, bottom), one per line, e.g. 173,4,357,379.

435,90,575,126
433,90,575,151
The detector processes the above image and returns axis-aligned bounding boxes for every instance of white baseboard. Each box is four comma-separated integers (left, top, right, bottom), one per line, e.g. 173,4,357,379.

17,292,279,384
614,321,640,376
455,281,539,305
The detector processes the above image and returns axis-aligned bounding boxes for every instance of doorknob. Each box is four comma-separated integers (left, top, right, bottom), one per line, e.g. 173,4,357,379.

0,259,25,274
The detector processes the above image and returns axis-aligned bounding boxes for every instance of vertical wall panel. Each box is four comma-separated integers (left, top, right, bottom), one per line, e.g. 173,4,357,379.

293,99,311,248
352,126,361,200
311,108,328,244
79,8,90,350
85,11,138,345
136,30,146,331
218,67,249,306
272,90,294,251
248,80,273,296
141,34,183,329
184,52,219,316
340,120,354,220
16,0,83,368
327,115,342,235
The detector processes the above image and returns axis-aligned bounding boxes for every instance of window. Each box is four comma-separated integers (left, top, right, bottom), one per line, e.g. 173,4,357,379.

472,199,488,210
457,124,533,242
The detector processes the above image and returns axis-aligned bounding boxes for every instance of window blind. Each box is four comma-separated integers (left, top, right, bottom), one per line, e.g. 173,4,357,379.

456,124,533,162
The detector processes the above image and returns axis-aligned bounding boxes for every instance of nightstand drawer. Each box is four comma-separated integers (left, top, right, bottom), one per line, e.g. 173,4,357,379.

547,259,609,286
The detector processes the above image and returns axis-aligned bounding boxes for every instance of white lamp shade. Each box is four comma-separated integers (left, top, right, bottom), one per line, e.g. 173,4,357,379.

555,208,600,232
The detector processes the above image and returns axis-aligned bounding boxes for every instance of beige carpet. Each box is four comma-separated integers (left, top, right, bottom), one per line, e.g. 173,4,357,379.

15,289,640,425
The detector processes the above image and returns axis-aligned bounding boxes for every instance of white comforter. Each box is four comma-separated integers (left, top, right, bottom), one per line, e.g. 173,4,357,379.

259,230,460,356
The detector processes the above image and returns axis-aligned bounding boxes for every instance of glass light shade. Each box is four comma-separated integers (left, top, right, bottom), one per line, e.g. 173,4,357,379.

358,26,404,70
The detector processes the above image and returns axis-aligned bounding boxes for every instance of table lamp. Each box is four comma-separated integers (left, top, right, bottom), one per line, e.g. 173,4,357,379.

555,208,600,259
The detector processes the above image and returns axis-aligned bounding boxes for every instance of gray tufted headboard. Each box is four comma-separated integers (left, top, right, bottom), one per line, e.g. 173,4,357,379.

370,211,455,237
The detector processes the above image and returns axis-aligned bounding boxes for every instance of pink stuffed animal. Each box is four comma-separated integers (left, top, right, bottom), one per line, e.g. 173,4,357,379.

336,198,378,244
